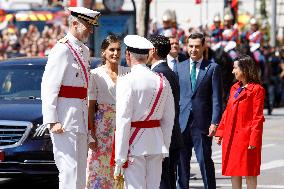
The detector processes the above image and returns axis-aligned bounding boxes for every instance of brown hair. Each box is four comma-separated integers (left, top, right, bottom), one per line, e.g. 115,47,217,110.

234,55,261,84
100,34,121,64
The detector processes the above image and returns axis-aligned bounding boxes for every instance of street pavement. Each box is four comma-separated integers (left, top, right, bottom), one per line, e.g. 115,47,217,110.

189,107,284,189
1,108,284,188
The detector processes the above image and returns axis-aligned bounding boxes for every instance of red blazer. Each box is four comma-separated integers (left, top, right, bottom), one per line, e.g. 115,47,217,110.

216,82,265,176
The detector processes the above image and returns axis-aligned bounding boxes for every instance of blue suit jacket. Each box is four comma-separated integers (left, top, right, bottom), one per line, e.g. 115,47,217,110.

177,58,222,133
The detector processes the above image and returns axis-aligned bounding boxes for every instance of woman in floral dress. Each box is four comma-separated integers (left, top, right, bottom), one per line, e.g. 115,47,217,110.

86,35,130,189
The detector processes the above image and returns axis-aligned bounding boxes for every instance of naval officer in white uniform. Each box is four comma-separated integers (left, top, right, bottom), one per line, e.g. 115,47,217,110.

41,7,100,189
113,35,175,189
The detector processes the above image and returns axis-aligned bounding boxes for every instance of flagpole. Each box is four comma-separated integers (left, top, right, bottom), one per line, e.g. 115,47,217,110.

200,1,202,27
271,0,276,47
206,0,208,26
155,0,157,20
77,0,83,7
253,0,256,16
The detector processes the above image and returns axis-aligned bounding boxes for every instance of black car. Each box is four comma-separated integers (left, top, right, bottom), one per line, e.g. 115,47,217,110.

0,57,101,177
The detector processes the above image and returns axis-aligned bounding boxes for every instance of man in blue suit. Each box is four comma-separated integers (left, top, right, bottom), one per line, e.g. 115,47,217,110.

166,34,188,73
176,32,222,189
148,34,184,189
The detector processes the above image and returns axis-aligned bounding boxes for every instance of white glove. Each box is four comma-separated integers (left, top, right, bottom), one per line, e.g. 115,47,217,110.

114,159,126,177
88,130,96,143
114,164,124,177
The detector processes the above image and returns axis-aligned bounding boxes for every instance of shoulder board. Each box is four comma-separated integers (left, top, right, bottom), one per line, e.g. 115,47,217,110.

119,71,131,78
58,37,68,44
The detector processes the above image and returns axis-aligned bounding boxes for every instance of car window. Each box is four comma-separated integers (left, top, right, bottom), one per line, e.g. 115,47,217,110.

0,65,44,99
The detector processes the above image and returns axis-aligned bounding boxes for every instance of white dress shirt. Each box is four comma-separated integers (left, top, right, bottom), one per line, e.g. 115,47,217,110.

167,55,178,71
190,57,203,79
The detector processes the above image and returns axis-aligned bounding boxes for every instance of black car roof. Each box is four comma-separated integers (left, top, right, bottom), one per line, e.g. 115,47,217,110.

0,57,102,68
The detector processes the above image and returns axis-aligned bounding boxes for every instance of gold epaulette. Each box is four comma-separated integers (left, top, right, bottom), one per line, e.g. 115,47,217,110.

59,37,68,44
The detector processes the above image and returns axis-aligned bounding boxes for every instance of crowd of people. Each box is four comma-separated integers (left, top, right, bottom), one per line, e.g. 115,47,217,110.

151,9,284,114
0,17,68,60
0,5,284,189
2,7,283,112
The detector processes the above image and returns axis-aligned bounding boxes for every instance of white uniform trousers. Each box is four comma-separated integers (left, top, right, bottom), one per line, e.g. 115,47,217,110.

50,131,88,189
124,154,164,189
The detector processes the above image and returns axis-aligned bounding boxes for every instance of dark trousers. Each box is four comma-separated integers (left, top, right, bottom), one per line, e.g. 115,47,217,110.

263,83,273,115
160,151,179,189
177,119,216,189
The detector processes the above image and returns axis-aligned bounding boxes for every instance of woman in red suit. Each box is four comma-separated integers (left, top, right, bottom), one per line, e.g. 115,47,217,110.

215,55,265,189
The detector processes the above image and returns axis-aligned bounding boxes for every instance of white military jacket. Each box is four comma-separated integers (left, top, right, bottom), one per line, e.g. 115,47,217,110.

115,64,175,162
41,32,90,134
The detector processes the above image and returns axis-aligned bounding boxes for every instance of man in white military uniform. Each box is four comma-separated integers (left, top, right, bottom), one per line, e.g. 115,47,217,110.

113,35,175,189
41,7,100,189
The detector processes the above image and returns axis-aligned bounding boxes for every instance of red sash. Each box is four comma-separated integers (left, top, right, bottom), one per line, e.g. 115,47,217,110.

131,120,160,128
65,41,89,88
248,31,262,43
110,73,164,168
58,85,87,99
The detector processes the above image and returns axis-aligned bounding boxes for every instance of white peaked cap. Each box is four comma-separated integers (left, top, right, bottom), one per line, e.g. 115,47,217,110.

224,14,233,21
68,7,101,26
124,35,154,54
250,18,257,25
214,15,221,22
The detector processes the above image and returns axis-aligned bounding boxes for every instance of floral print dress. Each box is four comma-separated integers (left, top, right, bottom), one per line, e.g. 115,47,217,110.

86,65,129,189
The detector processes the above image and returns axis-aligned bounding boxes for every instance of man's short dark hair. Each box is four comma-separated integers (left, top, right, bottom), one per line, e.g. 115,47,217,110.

188,32,205,45
149,35,171,59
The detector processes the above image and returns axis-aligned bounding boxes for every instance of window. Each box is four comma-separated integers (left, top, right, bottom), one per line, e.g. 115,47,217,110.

0,65,44,98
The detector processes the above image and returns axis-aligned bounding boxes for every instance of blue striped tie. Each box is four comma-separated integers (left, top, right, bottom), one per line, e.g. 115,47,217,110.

191,61,197,90
173,59,177,73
